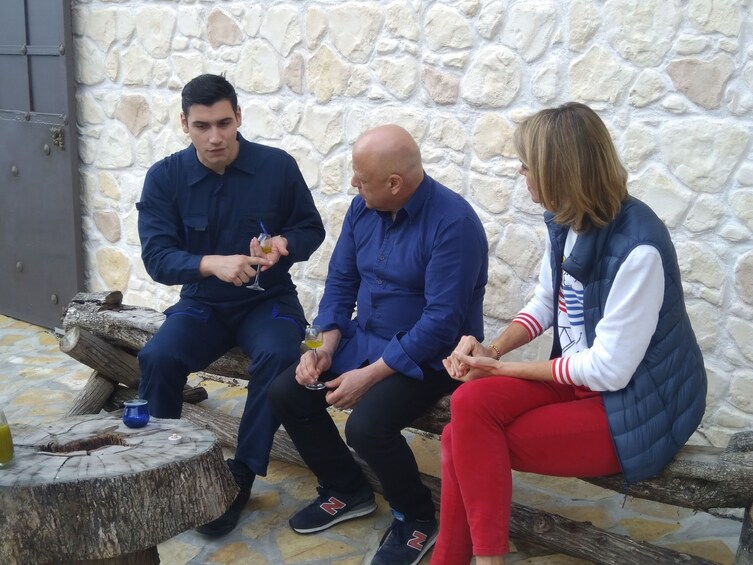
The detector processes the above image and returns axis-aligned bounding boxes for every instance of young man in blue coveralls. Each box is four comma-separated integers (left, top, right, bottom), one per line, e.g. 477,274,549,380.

136,74,324,537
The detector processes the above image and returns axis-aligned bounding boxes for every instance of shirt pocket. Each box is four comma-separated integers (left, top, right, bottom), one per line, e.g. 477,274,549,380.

183,215,211,254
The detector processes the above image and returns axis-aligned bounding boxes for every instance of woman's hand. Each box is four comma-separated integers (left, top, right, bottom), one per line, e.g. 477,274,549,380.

449,352,502,382
443,335,499,381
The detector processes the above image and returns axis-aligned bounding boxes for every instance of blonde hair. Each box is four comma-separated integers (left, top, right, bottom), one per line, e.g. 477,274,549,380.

513,102,628,231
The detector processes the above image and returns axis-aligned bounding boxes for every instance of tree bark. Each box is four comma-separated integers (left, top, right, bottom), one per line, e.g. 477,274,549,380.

59,326,140,388
67,371,117,416
0,415,237,565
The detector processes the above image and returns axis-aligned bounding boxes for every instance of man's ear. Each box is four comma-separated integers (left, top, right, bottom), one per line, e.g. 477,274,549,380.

388,174,403,195
180,112,189,134
235,106,242,128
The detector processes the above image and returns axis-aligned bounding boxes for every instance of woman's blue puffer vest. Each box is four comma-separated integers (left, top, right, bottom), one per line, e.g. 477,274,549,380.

545,197,707,484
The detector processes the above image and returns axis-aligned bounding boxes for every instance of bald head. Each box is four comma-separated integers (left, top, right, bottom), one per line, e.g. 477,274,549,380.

351,125,424,213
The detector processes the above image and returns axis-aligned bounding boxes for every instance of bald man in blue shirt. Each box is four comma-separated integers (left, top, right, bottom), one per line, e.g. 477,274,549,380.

269,124,489,565
136,74,324,537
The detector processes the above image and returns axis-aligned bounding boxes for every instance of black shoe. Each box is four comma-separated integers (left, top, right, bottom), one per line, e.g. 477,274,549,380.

196,458,255,537
371,516,438,565
289,485,377,534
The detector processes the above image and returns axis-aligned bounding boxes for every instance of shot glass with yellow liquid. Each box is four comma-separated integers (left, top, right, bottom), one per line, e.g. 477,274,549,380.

0,410,15,468
304,325,327,390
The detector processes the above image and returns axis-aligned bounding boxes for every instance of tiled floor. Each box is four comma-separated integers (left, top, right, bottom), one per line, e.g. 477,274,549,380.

0,313,742,564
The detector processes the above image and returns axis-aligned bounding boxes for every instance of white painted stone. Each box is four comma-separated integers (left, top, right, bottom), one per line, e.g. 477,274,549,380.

688,0,742,36
306,46,351,103
346,66,371,98
719,221,750,244
429,117,467,152
329,3,384,64
425,4,473,51
686,299,720,352
172,53,206,86
570,46,634,103
320,155,346,195
462,46,521,107
98,172,121,201
243,103,283,140
121,44,154,86
261,5,301,57
85,9,118,50
569,0,601,52
685,194,724,233
660,120,750,193
629,70,666,107
207,8,243,48
676,242,725,290
729,369,753,413
97,122,134,169
497,224,546,280
734,251,753,306
235,40,282,94
135,6,176,59
241,6,263,36
116,94,149,136
628,167,691,228
470,173,511,215
116,10,135,43
472,113,516,160
96,247,132,291
75,38,106,85
177,7,202,38
476,1,505,40
77,94,105,126
485,261,526,320
622,121,655,170
676,34,709,55
531,57,560,103
501,1,558,62
604,0,681,66
280,137,320,189
367,108,428,141
727,316,753,365
298,106,344,155
374,56,419,100
305,6,328,49
661,94,688,113
385,1,419,40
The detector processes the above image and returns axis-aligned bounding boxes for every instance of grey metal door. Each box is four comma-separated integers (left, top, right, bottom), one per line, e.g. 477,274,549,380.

0,0,83,329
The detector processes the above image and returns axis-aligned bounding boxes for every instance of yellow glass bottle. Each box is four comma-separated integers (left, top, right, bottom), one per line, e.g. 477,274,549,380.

0,409,15,468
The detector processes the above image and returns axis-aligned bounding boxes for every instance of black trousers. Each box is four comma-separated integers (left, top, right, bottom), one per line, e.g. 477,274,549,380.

268,362,458,520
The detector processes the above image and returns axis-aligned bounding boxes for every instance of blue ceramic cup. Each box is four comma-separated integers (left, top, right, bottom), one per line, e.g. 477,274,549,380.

122,399,150,428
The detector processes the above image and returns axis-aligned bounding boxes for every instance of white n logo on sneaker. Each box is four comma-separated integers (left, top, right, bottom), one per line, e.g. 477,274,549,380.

407,530,427,550
319,497,346,516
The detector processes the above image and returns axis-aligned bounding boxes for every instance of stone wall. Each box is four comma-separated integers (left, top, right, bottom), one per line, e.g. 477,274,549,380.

72,0,753,446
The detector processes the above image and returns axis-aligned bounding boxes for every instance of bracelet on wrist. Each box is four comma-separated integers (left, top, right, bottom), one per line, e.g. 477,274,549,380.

489,343,502,360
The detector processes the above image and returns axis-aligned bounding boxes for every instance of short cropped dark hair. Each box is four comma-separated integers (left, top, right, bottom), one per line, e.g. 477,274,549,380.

181,74,238,116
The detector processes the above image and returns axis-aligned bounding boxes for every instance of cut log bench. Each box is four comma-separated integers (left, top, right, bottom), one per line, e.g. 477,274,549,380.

58,291,753,564
0,415,237,565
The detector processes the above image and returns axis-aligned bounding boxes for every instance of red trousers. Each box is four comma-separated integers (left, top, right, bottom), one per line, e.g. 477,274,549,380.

431,377,621,563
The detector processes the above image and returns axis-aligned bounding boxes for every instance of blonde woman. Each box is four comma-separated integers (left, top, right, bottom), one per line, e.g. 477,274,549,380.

431,102,706,565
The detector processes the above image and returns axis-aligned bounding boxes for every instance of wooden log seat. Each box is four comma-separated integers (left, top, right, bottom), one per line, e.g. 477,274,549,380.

0,415,237,565
61,291,753,565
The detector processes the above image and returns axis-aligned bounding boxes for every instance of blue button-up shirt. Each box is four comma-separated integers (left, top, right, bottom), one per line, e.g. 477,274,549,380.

136,134,324,307
316,174,488,379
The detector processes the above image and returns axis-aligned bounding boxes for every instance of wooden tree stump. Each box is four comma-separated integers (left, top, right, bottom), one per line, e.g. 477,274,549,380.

0,415,237,565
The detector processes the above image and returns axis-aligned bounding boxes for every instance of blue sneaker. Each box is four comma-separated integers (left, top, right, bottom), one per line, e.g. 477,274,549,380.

289,485,377,534
371,516,438,565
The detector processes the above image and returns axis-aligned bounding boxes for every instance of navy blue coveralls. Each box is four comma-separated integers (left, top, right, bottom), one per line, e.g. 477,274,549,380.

136,133,324,476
